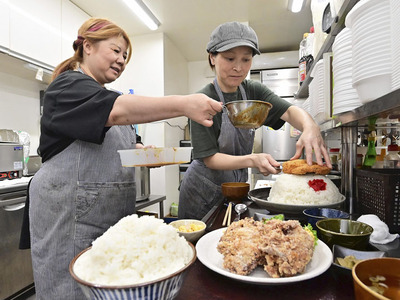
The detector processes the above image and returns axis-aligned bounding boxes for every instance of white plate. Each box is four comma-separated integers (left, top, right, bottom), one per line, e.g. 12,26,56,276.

196,228,333,285
254,180,275,189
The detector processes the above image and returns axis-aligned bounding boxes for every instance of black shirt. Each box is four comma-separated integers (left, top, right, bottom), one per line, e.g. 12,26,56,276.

39,71,119,162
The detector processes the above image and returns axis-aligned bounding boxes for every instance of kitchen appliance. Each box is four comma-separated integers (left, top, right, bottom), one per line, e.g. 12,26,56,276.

0,177,34,299
135,166,150,201
260,68,301,161
0,143,24,180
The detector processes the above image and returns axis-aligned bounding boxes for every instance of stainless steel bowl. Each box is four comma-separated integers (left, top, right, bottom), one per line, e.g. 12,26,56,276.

224,100,273,129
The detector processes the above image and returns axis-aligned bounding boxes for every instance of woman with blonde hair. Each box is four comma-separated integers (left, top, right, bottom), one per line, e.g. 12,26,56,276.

27,17,221,299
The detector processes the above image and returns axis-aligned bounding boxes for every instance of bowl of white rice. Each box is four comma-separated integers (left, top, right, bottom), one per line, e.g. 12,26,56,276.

69,214,196,300
248,174,345,217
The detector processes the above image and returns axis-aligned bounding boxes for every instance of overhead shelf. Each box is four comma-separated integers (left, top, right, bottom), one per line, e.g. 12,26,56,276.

320,89,400,131
295,0,359,99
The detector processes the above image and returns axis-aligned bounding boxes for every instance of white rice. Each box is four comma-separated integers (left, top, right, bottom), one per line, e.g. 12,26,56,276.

268,174,343,205
73,214,193,286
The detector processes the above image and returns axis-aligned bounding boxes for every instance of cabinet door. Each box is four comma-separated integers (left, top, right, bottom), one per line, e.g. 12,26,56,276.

0,0,10,49
9,0,62,67
61,0,89,61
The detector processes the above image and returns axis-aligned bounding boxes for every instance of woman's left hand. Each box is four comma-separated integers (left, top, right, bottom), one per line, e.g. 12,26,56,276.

291,127,332,168
281,106,331,168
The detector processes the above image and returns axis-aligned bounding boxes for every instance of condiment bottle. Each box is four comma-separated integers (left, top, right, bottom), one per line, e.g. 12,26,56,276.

372,149,385,169
329,148,340,171
363,131,377,168
383,144,400,168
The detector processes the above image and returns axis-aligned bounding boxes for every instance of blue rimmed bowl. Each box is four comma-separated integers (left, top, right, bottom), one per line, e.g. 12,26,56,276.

69,243,196,300
303,208,350,228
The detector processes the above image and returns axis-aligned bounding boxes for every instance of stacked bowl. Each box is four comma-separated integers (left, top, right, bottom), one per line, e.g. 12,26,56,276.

345,0,392,103
331,28,362,115
391,0,400,90
308,59,328,123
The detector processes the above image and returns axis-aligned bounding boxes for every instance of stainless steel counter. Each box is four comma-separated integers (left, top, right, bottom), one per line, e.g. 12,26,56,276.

135,194,166,217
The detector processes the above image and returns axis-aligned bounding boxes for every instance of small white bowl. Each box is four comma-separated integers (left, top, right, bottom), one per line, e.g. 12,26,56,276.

169,219,206,243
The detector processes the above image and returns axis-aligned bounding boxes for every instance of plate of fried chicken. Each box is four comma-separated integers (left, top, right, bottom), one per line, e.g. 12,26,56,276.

196,218,332,284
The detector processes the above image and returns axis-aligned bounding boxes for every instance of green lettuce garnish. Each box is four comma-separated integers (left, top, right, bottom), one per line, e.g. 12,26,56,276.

304,223,318,247
262,214,284,223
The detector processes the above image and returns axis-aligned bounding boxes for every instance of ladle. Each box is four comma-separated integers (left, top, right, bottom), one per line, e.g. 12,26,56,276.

234,203,248,221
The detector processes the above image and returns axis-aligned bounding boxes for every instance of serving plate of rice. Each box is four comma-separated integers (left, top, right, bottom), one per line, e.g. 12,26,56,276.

248,174,346,216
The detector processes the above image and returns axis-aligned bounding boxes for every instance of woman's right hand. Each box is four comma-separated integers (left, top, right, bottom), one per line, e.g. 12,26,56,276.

183,94,222,127
250,153,281,176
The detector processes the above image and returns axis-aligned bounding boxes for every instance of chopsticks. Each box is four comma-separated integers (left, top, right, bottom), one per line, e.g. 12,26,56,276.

222,202,232,227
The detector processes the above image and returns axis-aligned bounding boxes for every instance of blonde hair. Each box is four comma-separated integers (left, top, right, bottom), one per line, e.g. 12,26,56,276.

51,17,132,81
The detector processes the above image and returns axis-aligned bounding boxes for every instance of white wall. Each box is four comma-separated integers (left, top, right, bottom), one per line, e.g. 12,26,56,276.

163,34,190,213
188,60,214,94
0,68,45,155
109,32,191,217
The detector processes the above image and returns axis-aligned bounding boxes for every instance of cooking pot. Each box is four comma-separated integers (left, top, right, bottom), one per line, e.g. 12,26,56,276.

135,167,150,201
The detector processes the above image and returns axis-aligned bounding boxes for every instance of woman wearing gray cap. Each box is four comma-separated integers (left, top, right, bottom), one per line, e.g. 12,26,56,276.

178,21,331,220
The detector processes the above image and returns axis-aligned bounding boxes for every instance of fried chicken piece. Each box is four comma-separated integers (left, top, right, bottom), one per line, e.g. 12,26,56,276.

282,159,331,175
260,219,314,278
217,218,265,275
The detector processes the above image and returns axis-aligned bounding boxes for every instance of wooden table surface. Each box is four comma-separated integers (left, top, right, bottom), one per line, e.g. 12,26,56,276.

176,200,357,300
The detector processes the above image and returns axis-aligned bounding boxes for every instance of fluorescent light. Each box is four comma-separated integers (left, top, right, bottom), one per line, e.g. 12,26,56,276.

287,0,305,13
122,0,161,30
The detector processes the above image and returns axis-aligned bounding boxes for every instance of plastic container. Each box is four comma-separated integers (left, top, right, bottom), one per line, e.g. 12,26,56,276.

384,144,400,168
118,147,193,167
355,168,400,233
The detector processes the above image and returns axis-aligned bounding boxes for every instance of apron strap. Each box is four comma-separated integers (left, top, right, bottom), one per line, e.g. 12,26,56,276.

213,78,247,103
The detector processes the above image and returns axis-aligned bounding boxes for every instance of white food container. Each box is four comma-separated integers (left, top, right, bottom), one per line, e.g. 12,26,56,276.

118,147,193,167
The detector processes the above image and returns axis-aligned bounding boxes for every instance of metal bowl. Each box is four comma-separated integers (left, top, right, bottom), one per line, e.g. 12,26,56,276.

224,100,273,129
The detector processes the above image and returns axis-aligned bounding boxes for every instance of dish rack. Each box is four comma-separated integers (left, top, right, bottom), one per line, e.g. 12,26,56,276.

355,168,400,233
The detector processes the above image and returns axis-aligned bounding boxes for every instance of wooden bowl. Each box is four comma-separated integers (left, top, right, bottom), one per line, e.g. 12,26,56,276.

352,257,400,299
221,182,250,203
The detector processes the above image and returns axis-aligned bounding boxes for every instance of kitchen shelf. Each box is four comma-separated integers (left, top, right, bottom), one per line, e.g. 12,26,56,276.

295,0,360,99
319,89,400,132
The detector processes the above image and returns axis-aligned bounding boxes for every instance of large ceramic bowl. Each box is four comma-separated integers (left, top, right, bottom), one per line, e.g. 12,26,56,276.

169,219,206,243
224,100,272,129
316,218,373,250
69,243,196,300
221,182,250,203
303,208,350,228
352,257,400,300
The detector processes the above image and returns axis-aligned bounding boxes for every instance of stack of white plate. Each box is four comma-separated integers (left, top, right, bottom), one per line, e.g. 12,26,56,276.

308,59,328,123
345,0,392,103
331,28,362,115
391,0,400,90
301,97,311,115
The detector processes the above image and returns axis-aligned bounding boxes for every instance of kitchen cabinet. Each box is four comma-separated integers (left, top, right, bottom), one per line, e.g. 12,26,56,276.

61,0,89,61
296,0,400,214
0,0,10,50
9,0,62,67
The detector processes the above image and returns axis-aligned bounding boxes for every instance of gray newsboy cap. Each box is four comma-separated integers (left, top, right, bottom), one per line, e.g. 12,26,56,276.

206,22,261,55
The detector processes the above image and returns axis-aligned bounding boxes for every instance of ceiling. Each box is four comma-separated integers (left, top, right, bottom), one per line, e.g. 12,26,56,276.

70,0,313,62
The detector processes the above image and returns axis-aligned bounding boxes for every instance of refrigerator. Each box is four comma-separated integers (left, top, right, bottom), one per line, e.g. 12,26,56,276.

260,68,301,161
